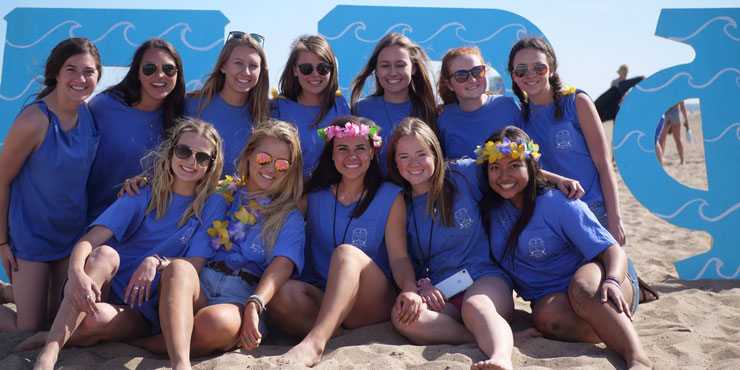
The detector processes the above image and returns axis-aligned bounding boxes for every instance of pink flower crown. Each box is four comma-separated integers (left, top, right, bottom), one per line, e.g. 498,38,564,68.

317,122,383,148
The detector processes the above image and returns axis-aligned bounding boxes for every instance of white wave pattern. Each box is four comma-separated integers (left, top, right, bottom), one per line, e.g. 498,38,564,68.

668,16,740,42
90,21,135,44
704,122,740,142
158,23,223,51
5,20,82,48
0,76,43,101
690,257,740,280
636,68,740,92
321,20,527,45
655,198,740,222
612,130,655,152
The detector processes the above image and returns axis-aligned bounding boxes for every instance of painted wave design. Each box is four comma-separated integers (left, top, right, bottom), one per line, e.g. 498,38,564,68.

321,21,527,44
690,257,740,280
0,76,43,101
703,122,740,142
6,20,222,51
612,130,655,153
668,16,740,42
635,68,740,92
654,198,740,222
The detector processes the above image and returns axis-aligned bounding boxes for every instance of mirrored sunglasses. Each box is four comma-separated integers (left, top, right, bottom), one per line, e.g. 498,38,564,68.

513,63,548,78
227,31,265,48
256,152,291,172
451,65,486,83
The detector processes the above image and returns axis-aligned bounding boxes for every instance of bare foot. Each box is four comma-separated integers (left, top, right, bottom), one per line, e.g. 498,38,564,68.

470,357,513,370
628,359,653,370
277,339,324,368
33,346,59,370
14,331,49,352
514,327,542,339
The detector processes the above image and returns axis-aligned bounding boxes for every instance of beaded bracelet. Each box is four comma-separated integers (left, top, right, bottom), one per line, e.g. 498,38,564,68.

604,275,622,287
247,295,266,315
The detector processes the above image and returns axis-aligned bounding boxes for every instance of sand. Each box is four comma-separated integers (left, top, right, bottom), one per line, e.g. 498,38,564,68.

2,111,739,369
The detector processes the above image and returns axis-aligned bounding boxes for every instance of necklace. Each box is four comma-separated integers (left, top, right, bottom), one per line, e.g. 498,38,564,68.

332,182,367,248
410,198,434,278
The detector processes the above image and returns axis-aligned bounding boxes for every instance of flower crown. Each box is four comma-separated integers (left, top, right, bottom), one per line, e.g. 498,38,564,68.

317,122,382,148
474,137,541,164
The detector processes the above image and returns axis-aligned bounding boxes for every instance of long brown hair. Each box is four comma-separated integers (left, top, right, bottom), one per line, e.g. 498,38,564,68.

278,35,340,127
38,38,102,99
507,36,564,122
349,33,438,133
188,34,269,123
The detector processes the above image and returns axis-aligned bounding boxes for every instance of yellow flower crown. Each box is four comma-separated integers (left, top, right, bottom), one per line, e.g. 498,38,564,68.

474,138,541,164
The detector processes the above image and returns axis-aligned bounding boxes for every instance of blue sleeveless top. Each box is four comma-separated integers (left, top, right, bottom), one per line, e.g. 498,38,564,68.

354,95,412,175
9,100,99,261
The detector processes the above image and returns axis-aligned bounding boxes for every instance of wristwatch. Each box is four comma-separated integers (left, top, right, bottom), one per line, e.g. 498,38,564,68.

153,254,169,272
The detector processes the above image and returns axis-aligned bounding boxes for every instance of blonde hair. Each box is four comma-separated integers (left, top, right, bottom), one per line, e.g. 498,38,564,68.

141,117,224,226
235,119,303,256
438,46,486,106
387,117,456,227
188,35,270,123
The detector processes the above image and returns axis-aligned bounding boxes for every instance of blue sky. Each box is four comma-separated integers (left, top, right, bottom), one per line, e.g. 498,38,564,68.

0,0,736,100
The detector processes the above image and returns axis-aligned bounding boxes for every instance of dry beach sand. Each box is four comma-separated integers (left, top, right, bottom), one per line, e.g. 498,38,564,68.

2,111,739,369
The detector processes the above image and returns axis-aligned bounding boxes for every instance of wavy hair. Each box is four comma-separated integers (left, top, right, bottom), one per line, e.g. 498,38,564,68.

304,115,383,218
278,35,340,127
507,36,564,123
386,117,458,227
235,119,303,256
188,34,270,123
105,37,186,133
140,117,224,226
480,126,549,265
38,38,102,99
349,33,438,134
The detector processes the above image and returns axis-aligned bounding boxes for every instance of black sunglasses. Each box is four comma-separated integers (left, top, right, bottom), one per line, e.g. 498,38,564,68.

174,144,214,167
227,31,265,48
513,63,548,78
297,62,333,76
450,65,486,83
141,63,178,77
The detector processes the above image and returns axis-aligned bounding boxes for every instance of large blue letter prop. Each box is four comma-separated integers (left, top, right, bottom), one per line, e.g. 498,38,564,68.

614,9,740,279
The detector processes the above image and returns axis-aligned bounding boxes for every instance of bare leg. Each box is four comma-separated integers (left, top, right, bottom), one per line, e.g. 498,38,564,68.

268,279,324,337
391,300,473,345
671,125,684,164
279,244,395,367
0,259,50,332
465,277,515,370
47,257,70,323
1,278,15,304
658,123,669,162
190,303,243,357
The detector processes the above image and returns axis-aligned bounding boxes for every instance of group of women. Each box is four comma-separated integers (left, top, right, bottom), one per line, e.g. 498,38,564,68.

0,30,652,370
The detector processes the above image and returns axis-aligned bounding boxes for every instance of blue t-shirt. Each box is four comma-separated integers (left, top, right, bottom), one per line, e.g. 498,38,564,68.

209,187,305,277
354,95,412,175
87,92,164,223
488,189,616,301
91,188,226,331
270,95,351,176
407,159,510,287
519,90,605,211
304,182,402,286
9,100,99,262
438,94,521,159
185,94,253,177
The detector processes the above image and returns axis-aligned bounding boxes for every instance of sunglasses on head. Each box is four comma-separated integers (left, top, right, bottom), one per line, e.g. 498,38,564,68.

513,63,548,78
255,152,291,172
296,62,333,76
227,31,265,48
141,63,178,77
174,144,214,167
450,65,486,83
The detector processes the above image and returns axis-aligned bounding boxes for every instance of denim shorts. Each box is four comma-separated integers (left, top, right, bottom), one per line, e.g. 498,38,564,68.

626,258,639,316
589,200,609,227
199,266,267,336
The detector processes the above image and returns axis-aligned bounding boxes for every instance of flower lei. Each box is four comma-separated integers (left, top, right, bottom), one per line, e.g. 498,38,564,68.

474,138,541,164
208,176,266,251
317,122,382,148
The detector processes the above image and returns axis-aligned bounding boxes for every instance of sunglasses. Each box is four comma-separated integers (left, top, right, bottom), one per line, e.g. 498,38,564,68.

174,144,214,167
296,62,333,76
513,63,548,78
450,65,486,83
141,63,178,77
227,31,265,48
255,152,291,172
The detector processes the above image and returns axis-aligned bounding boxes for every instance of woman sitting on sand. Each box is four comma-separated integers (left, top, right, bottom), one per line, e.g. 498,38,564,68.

480,126,652,370
23,118,226,370
268,115,422,367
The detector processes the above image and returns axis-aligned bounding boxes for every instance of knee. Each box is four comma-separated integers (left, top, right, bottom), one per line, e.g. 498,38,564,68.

267,280,303,317
192,308,240,351
568,277,599,310
390,308,425,343
87,245,120,273
331,244,364,267
460,296,488,324
531,306,565,337
161,259,197,287
76,313,110,340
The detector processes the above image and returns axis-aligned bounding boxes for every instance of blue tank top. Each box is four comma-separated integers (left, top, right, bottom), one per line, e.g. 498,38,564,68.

519,90,605,209
354,95,412,175
304,182,401,286
86,92,164,223
185,94,253,177
9,100,99,261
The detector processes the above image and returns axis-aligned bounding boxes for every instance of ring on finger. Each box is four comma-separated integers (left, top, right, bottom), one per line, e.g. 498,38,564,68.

85,294,91,299
133,286,140,290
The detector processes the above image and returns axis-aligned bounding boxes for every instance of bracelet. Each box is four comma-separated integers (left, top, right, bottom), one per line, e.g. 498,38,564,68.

604,275,622,287
0,241,8,246
416,278,432,293
153,254,169,272
247,295,266,315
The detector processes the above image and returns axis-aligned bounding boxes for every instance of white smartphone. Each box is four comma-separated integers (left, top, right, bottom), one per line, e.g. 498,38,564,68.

435,269,474,298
